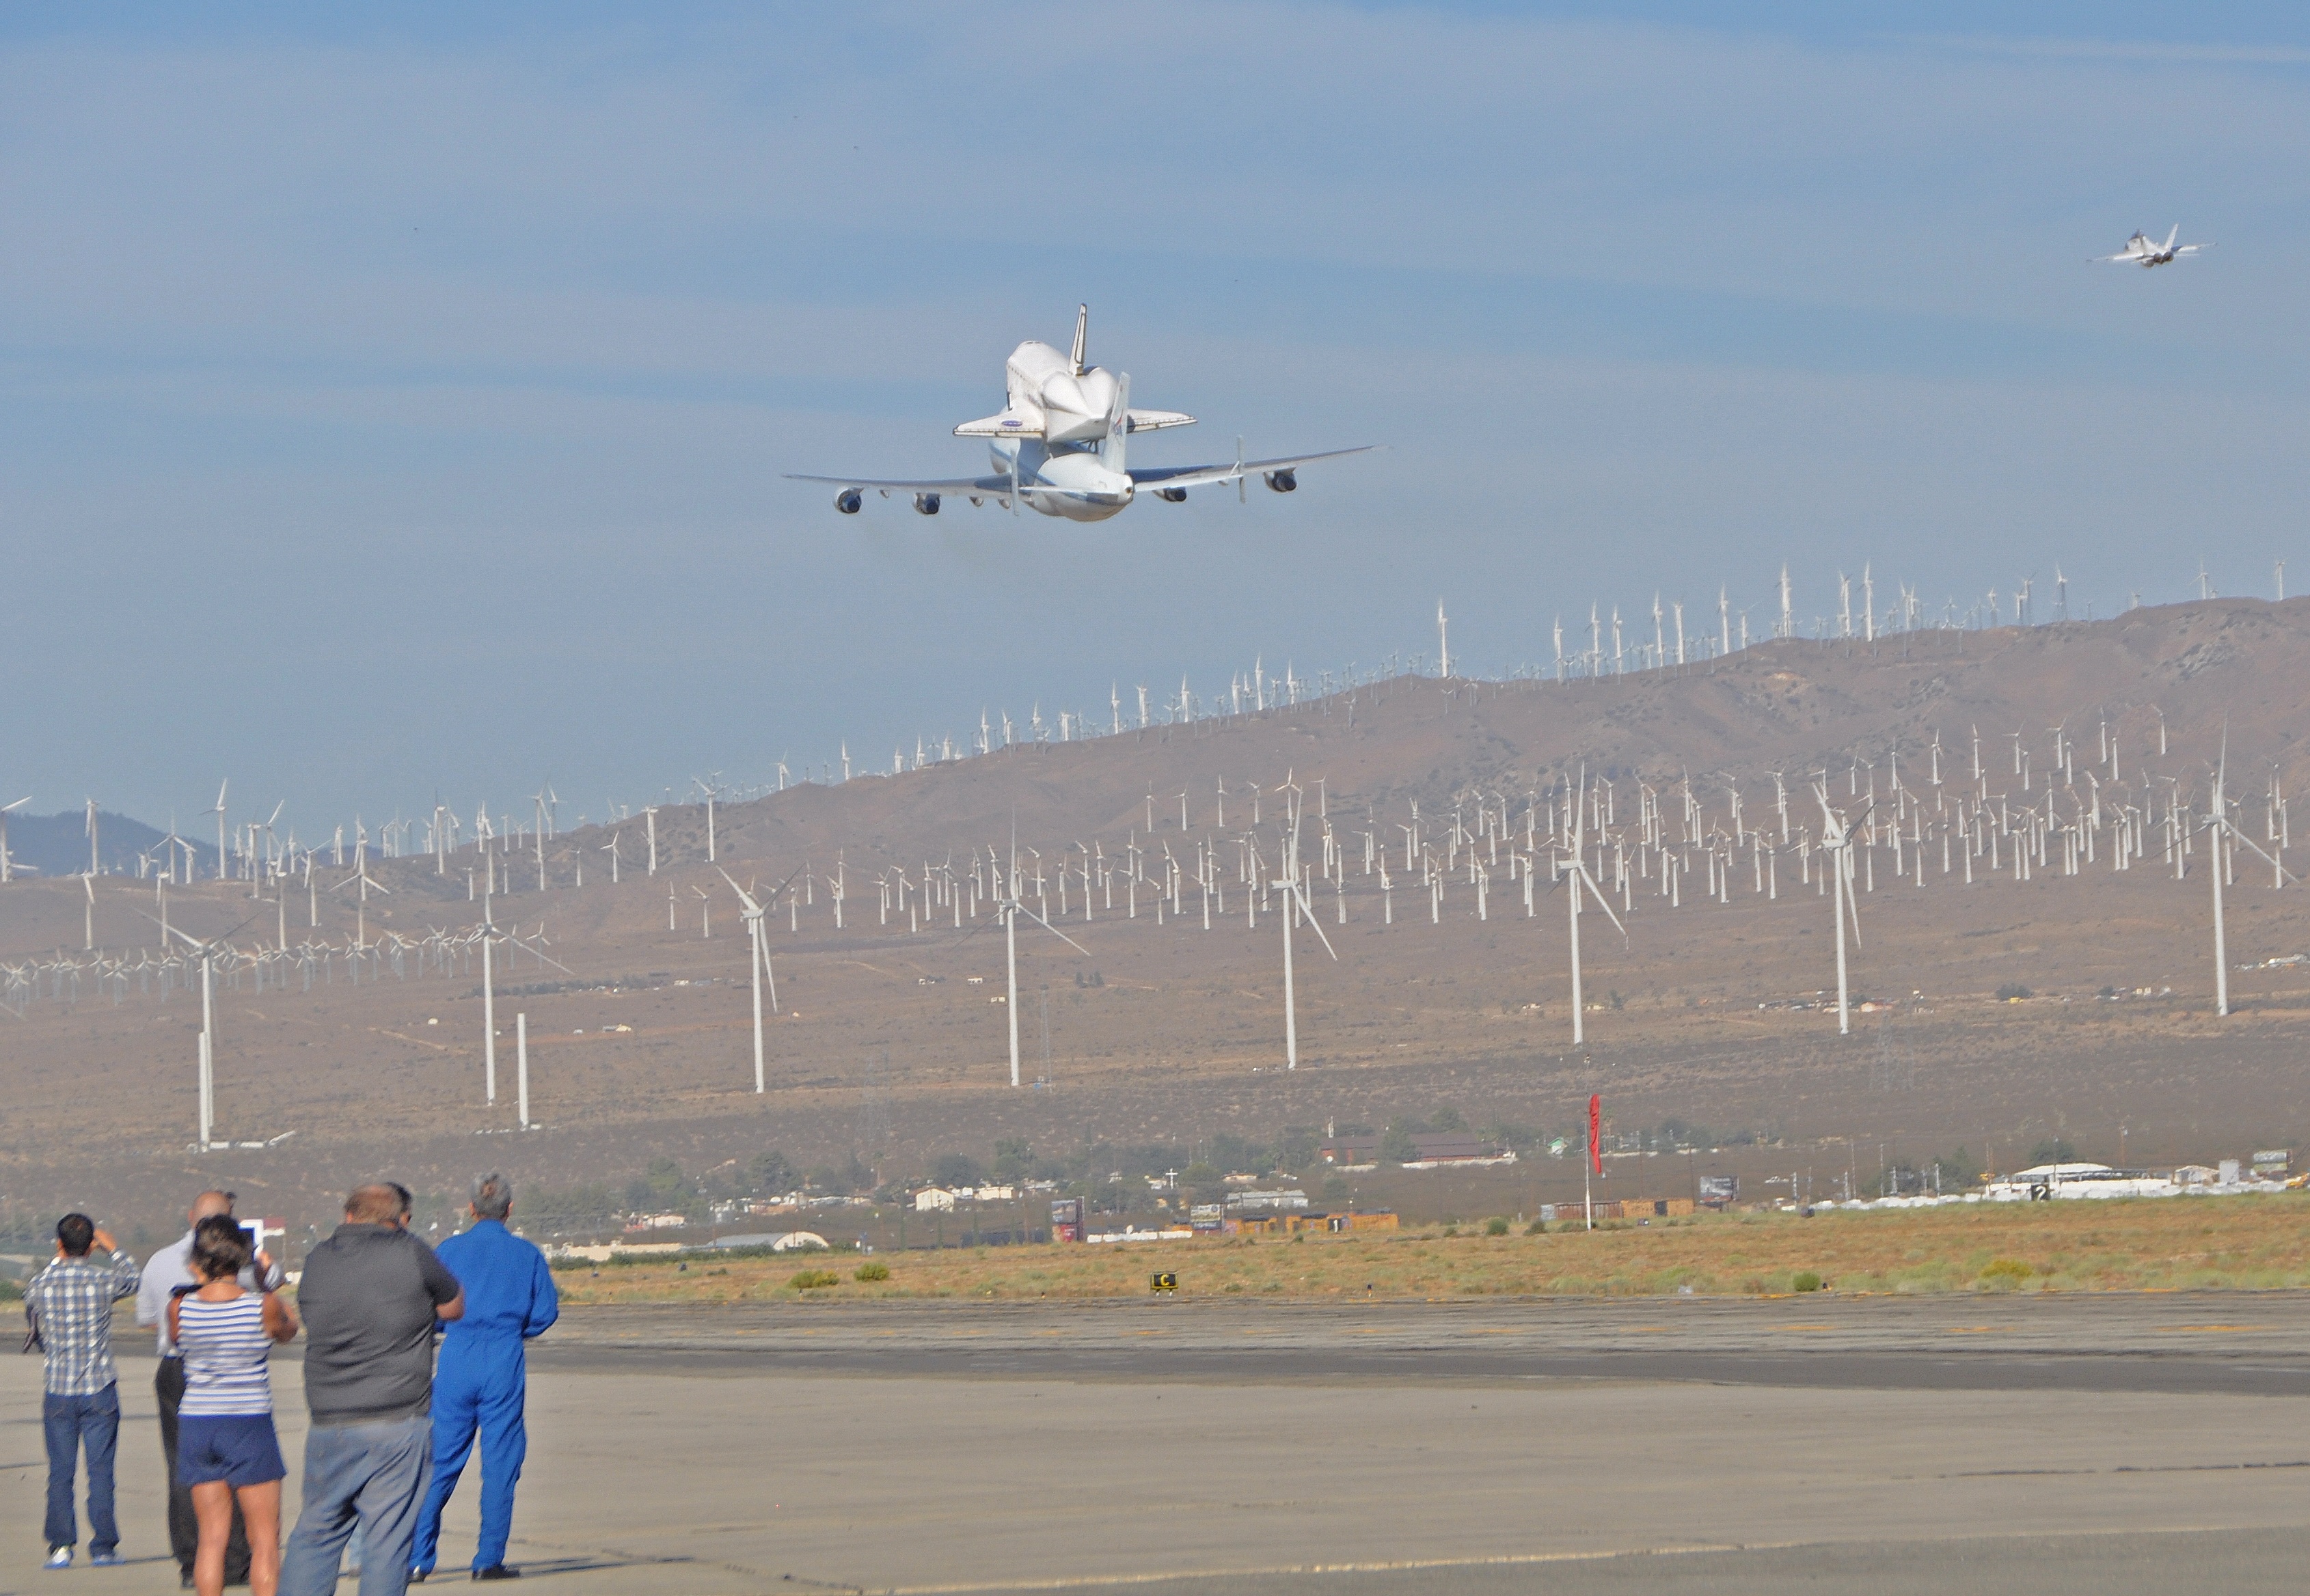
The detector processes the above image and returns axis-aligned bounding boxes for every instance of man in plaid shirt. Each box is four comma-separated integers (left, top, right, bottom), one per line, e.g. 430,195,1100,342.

26,1212,139,1570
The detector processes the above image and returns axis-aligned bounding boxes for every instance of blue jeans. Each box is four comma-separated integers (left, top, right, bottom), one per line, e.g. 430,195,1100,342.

279,1416,432,1596
44,1385,122,1554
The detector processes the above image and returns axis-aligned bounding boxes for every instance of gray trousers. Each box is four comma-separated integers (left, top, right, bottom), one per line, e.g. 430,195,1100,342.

279,1416,431,1596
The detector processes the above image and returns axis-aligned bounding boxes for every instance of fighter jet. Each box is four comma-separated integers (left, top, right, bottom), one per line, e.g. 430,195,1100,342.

2093,225,2208,269
789,307,1372,522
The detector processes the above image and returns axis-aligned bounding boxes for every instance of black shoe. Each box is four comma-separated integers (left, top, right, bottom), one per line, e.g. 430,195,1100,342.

473,1567,520,1582
180,1573,195,1591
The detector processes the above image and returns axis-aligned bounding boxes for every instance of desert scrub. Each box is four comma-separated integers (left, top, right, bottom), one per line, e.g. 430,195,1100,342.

789,1268,842,1290
1976,1257,2034,1290
854,1262,891,1282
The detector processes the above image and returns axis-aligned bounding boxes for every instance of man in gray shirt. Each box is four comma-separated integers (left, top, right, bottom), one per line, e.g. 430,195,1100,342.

280,1184,463,1596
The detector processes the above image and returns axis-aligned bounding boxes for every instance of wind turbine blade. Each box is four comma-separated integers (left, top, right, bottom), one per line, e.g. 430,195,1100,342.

715,864,763,913
1293,885,1339,959
508,935,573,976
1022,907,1091,957
1577,863,1628,941
2222,818,2298,881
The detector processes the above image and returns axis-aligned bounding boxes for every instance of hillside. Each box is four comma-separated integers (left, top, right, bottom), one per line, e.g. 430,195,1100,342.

7,598,2310,1243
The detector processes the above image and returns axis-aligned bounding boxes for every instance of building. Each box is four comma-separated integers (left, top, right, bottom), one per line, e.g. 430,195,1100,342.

1318,1134,1512,1168
914,1187,957,1212
1225,1209,1399,1236
1400,1134,1516,1168
1224,1189,1309,1212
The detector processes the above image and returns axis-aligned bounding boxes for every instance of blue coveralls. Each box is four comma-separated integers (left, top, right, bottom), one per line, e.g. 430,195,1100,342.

410,1219,559,1576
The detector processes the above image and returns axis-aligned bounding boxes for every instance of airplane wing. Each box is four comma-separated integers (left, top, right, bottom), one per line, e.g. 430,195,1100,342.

785,472,1015,495
1129,445,1378,492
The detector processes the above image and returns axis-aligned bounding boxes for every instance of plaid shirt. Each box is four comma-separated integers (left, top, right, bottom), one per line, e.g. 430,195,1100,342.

26,1248,140,1396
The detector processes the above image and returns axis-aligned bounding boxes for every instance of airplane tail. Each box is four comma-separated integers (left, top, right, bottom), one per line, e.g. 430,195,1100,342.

1100,372,1130,473
2165,223,2179,252
1070,304,1088,377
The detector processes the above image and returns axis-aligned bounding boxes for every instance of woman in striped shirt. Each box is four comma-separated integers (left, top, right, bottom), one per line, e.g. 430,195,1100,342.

168,1214,299,1596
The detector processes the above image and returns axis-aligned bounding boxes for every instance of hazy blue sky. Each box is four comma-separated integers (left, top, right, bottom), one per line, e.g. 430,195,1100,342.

5,3,2308,832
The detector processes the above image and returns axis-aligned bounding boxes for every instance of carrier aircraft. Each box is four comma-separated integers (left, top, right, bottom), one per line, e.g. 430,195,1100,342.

788,307,1373,523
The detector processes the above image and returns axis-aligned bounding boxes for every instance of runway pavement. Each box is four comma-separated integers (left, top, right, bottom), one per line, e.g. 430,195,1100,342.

5,1293,2307,1594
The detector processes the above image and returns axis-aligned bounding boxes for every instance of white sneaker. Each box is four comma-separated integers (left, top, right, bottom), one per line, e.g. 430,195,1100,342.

44,1546,73,1569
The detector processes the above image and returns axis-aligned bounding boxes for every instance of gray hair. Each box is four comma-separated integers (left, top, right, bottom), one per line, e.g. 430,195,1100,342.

471,1170,513,1220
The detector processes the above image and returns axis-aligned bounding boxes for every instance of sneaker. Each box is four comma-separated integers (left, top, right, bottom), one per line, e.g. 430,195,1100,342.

44,1547,73,1570
472,1568,521,1582
90,1550,124,1567
409,1569,429,1584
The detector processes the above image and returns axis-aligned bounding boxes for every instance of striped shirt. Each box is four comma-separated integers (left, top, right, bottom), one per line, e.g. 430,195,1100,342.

176,1292,274,1416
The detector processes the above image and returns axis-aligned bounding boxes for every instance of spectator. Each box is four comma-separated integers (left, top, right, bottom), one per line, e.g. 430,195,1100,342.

169,1215,299,1596
139,1189,286,1588
278,1185,463,1596
27,1212,139,1570
411,1172,559,1582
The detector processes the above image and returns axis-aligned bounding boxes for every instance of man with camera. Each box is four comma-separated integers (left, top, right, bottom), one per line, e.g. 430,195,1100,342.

139,1190,286,1589
27,1213,140,1570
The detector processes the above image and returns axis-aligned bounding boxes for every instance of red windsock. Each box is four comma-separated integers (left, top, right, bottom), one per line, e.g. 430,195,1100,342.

1588,1093,1603,1175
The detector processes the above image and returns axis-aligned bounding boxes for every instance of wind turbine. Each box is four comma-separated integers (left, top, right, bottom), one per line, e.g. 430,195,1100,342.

473,892,568,1105
1270,783,1339,1069
0,796,27,883
1813,785,1863,1035
989,831,1088,1086
142,909,258,1150
2204,740,2295,1017
1550,777,1626,1047
208,782,229,881
718,865,802,1094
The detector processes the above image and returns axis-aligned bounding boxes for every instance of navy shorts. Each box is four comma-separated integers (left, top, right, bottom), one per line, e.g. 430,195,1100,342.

178,1414,286,1488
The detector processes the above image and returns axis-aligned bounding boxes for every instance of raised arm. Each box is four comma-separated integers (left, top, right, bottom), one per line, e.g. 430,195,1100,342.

260,1284,299,1343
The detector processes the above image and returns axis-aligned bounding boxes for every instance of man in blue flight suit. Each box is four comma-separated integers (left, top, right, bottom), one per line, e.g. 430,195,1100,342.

410,1172,558,1583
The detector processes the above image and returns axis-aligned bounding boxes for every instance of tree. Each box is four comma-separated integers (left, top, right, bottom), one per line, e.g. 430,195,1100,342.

1275,1126,1321,1172
1382,1118,1419,1164
749,1150,799,1195
933,1152,983,1188
992,1138,1033,1183
1428,1106,1467,1133
2029,1138,2075,1166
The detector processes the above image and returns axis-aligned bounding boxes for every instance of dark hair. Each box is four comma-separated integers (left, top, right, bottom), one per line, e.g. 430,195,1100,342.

388,1182,413,1217
56,1213,95,1257
191,1214,251,1281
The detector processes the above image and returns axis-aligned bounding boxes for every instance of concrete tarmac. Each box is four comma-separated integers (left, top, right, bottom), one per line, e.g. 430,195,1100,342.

8,1295,2308,1594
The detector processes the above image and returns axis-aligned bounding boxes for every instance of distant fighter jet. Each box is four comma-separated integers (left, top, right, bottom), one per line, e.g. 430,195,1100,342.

2093,225,2207,269
789,306,1372,522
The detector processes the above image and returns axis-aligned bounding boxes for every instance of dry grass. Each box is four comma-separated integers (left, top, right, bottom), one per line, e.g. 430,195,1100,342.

554,1193,2310,1304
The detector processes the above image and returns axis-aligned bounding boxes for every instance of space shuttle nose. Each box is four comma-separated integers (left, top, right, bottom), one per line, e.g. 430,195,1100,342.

1042,368,1118,443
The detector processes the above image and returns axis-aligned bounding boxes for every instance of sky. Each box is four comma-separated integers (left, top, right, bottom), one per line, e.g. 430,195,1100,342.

4,2,2309,836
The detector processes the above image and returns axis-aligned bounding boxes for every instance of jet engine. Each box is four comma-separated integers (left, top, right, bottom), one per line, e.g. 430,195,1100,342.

913,493,941,516
1264,469,1298,493
834,489,862,514
1156,487,1187,503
